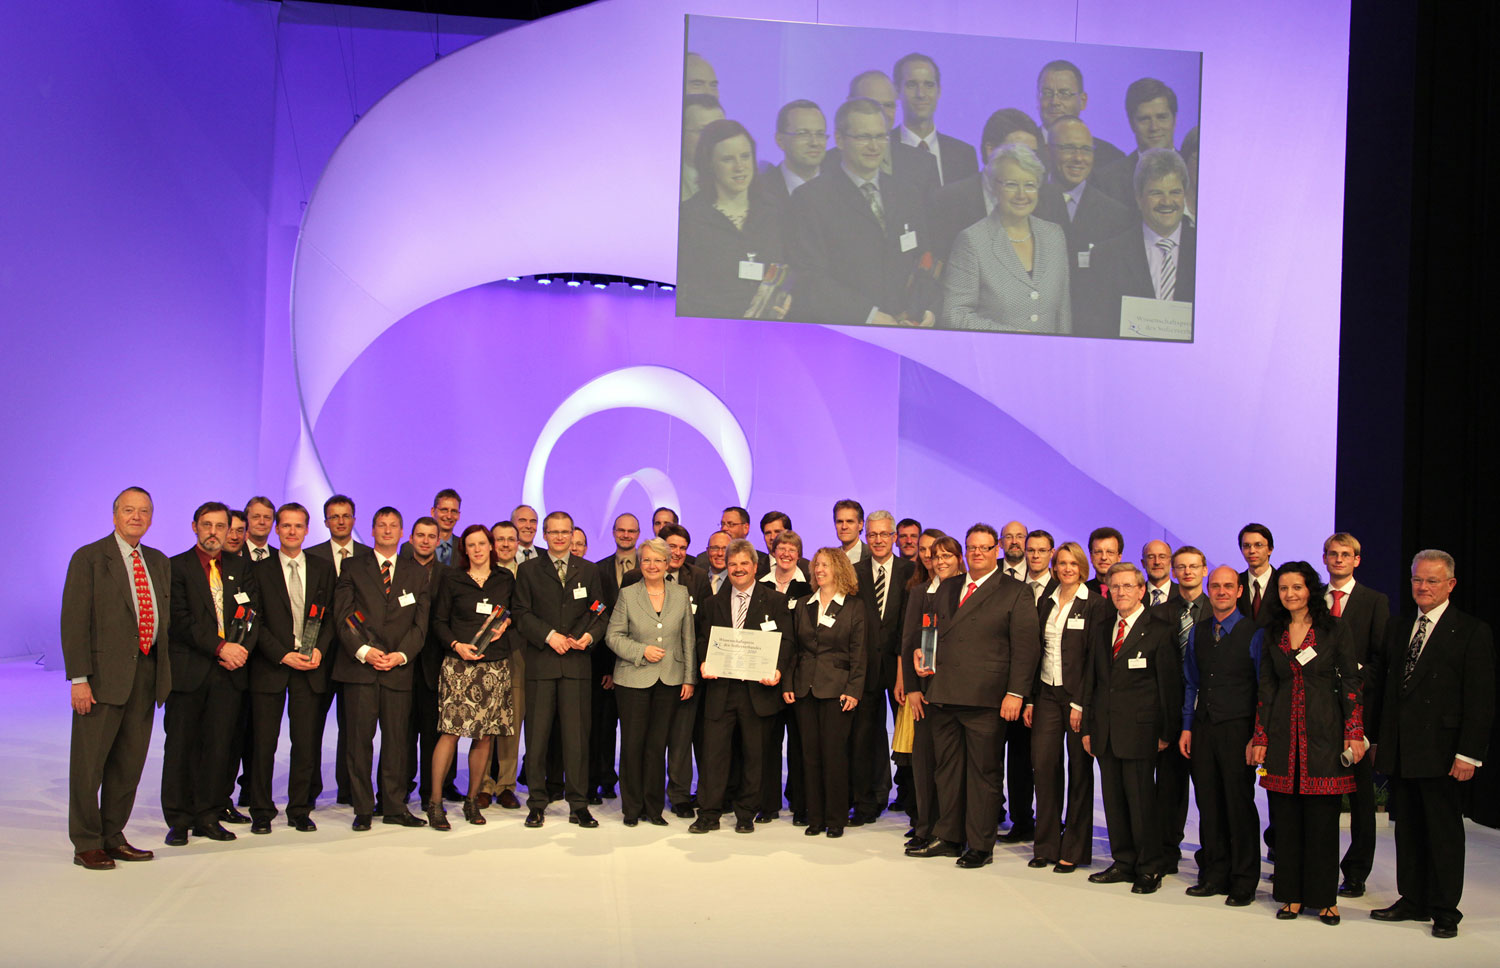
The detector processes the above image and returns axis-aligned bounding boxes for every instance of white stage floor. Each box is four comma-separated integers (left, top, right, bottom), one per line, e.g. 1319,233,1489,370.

3,661,1497,965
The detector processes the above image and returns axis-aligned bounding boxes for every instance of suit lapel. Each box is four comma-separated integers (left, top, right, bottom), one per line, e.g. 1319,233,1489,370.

988,218,1034,290
102,540,136,614
263,555,291,615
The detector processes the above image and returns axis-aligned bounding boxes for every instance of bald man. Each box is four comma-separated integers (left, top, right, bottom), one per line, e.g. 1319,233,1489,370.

1141,540,1179,608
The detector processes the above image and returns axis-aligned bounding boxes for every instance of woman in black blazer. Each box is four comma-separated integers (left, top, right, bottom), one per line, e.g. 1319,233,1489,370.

429,525,515,829
760,530,812,599
1250,561,1364,924
900,531,960,854
782,548,867,837
1024,540,1106,872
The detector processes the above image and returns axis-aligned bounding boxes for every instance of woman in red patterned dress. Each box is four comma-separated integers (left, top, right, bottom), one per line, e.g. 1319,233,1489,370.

1250,560,1365,924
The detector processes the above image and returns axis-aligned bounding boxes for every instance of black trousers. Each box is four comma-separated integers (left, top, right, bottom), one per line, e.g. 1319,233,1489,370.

615,681,676,821
910,702,942,840
760,705,805,816
849,688,891,817
68,651,157,852
342,680,412,818
1340,755,1376,884
998,717,1034,829
310,683,351,802
232,699,253,806
666,690,701,807
589,678,619,794
1189,717,1260,894
796,695,855,831
929,702,1003,852
1030,685,1093,865
1392,773,1467,922
248,677,324,822
1268,791,1341,909
1097,742,1162,875
523,677,590,811
1157,741,1192,865
700,683,767,824
161,667,244,828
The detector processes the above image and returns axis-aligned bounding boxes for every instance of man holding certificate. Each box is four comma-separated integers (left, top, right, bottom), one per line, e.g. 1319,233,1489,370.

691,540,790,834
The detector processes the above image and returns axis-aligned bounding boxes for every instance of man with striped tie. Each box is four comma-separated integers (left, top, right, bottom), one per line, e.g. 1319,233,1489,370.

850,511,913,826
1152,545,1207,874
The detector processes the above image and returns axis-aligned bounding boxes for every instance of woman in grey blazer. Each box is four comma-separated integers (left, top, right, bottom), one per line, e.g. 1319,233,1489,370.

606,538,697,825
942,143,1072,335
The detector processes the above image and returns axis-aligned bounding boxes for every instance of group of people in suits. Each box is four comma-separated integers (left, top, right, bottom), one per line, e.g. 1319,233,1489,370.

63,488,1493,940
676,52,1198,339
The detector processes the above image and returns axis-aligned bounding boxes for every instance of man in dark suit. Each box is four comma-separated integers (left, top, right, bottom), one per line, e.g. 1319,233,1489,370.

1083,562,1183,895
64,487,172,870
1140,539,1180,608
909,524,1040,868
995,520,1036,841
162,501,259,846
591,512,642,802
833,498,872,566
1034,116,1134,289
228,496,277,814
1155,545,1209,872
1085,526,1123,599
512,510,608,827
690,541,791,833
1321,532,1391,897
1022,529,1059,603
849,511,914,825
332,506,430,829
1091,77,1180,209
246,502,335,833
756,510,810,579
1367,550,1494,939
305,493,368,805
1235,523,1277,626
891,52,978,188
400,516,454,811
223,509,247,558
760,100,827,204
790,97,936,327
822,71,939,198
1034,60,1125,173
1078,148,1197,339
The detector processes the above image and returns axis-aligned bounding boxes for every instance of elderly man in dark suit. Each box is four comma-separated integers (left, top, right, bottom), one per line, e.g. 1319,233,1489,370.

850,511,914,825
1367,550,1494,939
64,487,172,870
909,523,1040,868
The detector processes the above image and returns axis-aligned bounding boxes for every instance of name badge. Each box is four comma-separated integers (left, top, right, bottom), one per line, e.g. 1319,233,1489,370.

476,601,494,615
690,603,697,615
738,257,764,281
899,225,917,253
1077,250,1091,269
787,599,797,610
760,620,778,632
398,591,416,607
1066,616,1086,630
1127,656,1148,670
1295,648,1316,666
233,591,250,605
818,613,836,628
572,586,588,600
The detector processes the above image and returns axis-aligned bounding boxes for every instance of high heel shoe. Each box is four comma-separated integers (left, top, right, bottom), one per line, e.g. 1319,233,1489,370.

1318,907,1340,926
426,803,450,831
462,798,486,825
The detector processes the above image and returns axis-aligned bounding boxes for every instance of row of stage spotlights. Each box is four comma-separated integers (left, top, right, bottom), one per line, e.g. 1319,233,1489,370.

502,273,674,292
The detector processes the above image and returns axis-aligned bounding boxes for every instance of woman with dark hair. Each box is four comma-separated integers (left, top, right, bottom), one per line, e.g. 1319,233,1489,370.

902,532,963,854
1250,561,1364,924
428,524,516,829
980,107,1044,152
677,118,792,320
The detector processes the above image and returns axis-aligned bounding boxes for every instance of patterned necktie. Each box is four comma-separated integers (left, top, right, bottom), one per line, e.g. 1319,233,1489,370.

1213,621,1224,642
874,563,887,619
861,181,886,233
208,558,225,637
1112,618,1127,658
253,546,267,561
1331,589,1345,617
1155,237,1176,300
381,558,392,596
1063,191,1077,221
959,580,978,606
288,558,304,647
437,542,451,566
337,547,348,576
1178,602,1195,651
1152,587,1164,606
733,592,749,629
1403,615,1430,688
131,549,154,654
555,558,567,584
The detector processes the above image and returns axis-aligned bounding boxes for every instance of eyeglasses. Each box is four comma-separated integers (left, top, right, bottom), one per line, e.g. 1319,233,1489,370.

999,181,1039,195
542,529,572,537
1053,143,1094,155
1039,88,1078,102
782,129,827,142
966,544,996,554
867,530,894,540
842,133,886,146
933,552,958,561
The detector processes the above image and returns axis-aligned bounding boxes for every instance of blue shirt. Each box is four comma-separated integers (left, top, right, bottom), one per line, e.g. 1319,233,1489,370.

1182,609,1262,730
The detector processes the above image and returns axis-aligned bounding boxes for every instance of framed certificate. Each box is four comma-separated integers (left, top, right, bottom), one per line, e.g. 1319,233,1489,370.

703,626,782,682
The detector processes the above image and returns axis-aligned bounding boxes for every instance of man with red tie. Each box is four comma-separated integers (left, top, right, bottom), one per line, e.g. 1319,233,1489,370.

63,487,173,870
1236,523,1276,627
1085,526,1123,599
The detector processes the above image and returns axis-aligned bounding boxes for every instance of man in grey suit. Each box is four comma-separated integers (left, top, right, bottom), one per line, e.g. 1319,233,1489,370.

64,486,172,869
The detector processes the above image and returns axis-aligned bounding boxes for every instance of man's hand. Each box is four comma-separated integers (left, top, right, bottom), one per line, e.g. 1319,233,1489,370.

281,652,313,671
575,633,593,650
362,647,387,668
839,694,858,713
219,642,248,670
870,310,900,326
1081,734,1091,757
546,632,570,655
643,646,666,663
1069,708,1082,733
759,669,781,687
1157,739,1169,752
1022,704,1034,728
1000,695,1023,722
913,650,935,677
1249,744,1266,766
680,684,694,701
1178,730,1192,759
1450,758,1476,782
306,648,322,669
70,682,95,716
602,675,614,690
699,661,717,681
782,691,796,705
907,690,926,722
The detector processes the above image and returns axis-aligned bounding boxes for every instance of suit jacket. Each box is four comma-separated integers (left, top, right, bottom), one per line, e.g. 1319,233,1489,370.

401,551,450,689
942,213,1071,334
1085,607,1183,759
596,550,639,610
512,552,606,681
822,141,940,201
61,534,173,705
1333,581,1390,668
248,551,336,695
606,580,696,689
928,173,986,265
925,571,1041,708
1078,220,1198,339
332,552,430,689
787,165,935,326
431,564,515,664
676,188,790,319
1236,566,1277,628
1368,606,1494,778
890,129,978,187
694,582,790,718
1035,180,1135,280
785,592,867,700
853,555,915,693
305,538,371,578
168,547,260,694
1253,620,1361,790
1034,589,1109,707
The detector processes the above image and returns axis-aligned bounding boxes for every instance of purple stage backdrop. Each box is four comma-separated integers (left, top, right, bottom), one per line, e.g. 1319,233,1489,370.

2,0,1350,669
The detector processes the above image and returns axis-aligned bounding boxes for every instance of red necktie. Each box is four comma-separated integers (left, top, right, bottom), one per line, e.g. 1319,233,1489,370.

381,559,392,596
1100,582,1110,601
1331,589,1345,617
131,549,154,655
1111,618,1127,659
959,581,978,606
1251,581,1262,618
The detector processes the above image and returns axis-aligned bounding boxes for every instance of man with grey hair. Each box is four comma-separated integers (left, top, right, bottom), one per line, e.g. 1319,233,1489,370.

1367,550,1494,939
850,510,914,824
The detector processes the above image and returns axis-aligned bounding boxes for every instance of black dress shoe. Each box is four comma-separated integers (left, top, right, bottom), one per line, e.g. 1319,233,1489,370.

846,813,868,827
689,818,720,834
956,849,993,869
755,810,778,824
903,836,932,854
220,806,250,825
826,828,844,839
647,815,669,826
192,822,237,842
1225,892,1254,907
569,809,599,828
1088,864,1133,884
1370,900,1430,922
1185,883,1224,897
904,826,916,838
804,825,825,836
104,843,154,862
1432,918,1458,939
623,817,639,827
601,786,616,799
290,816,317,832
1027,858,1051,869
524,808,545,828
1337,879,1365,898
250,819,272,835
1317,908,1341,926
164,826,189,847
1131,873,1162,894
383,811,427,827
908,839,963,858
735,820,755,834
791,813,809,827
1053,862,1078,874
352,815,372,831
442,785,464,803
998,824,1034,843
588,794,604,806
674,804,697,819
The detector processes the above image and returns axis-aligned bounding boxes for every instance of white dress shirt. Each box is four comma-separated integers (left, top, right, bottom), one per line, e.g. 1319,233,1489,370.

898,125,945,185
1041,584,1089,711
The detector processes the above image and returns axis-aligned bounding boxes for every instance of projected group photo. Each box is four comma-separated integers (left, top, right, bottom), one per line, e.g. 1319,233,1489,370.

675,17,1202,341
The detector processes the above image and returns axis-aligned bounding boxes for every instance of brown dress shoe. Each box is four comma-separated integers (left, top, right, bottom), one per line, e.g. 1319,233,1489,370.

497,789,522,810
473,792,492,809
104,843,154,862
74,849,115,870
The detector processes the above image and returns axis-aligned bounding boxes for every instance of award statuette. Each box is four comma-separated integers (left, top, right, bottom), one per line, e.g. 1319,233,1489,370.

919,610,938,671
224,604,256,645
470,607,510,656
297,603,325,657
569,599,608,640
345,610,376,649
